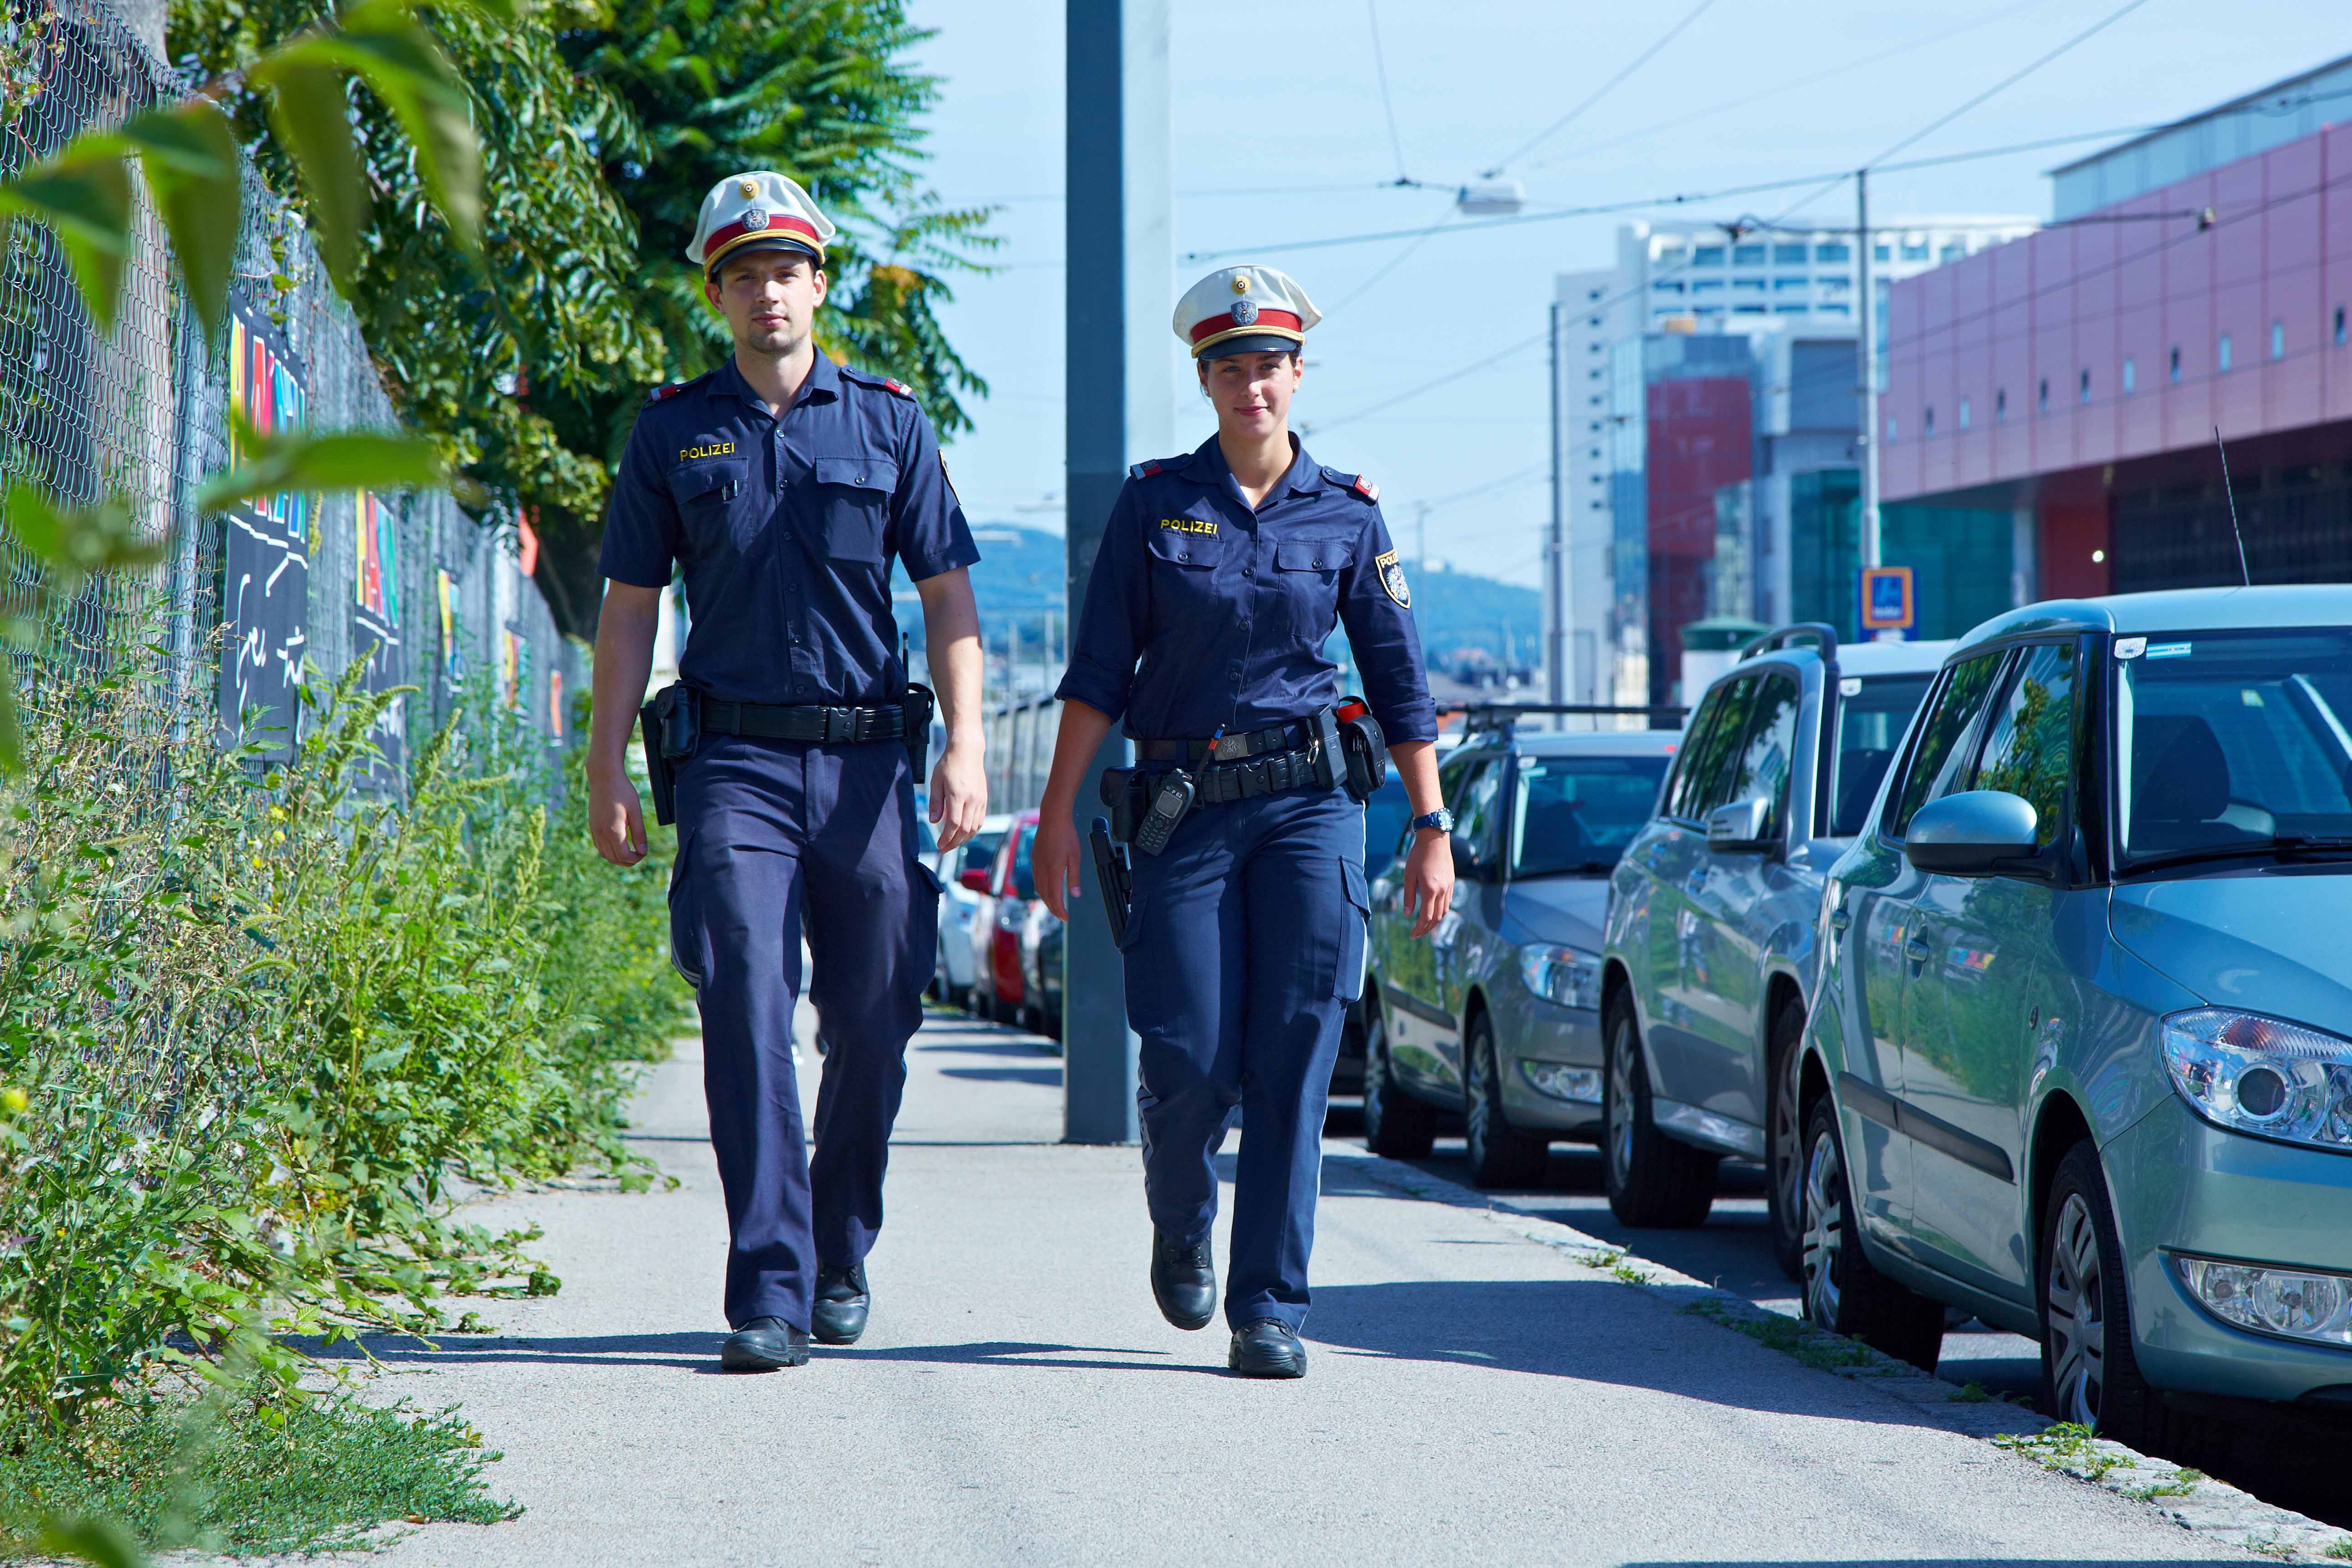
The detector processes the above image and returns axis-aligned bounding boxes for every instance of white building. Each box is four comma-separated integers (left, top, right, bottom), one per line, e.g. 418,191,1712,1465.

1546,214,2037,705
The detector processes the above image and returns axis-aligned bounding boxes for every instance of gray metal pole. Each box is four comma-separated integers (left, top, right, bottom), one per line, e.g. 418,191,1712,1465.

1856,169,1882,572
1063,0,1169,1144
1545,299,1566,716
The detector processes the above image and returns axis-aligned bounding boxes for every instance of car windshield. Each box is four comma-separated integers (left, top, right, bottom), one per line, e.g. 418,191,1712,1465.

1363,778,1413,880
1826,673,1934,836
959,832,1005,884
1011,824,1037,899
1509,755,1672,877
2116,628,2352,868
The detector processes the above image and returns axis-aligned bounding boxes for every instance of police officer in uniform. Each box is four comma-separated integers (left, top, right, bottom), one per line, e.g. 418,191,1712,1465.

587,171,987,1371
1031,265,1455,1379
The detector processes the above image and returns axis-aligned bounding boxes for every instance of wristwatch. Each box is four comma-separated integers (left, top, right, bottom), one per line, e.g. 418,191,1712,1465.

1408,808,1455,835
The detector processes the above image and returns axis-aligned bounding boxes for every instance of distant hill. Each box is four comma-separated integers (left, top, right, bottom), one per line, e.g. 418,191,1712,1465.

911,524,1543,683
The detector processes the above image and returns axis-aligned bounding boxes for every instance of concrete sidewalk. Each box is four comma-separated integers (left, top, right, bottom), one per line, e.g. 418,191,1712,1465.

338,1013,2254,1567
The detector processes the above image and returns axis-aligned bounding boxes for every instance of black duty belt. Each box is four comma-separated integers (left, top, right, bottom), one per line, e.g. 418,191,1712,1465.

1136,720,1310,765
700,699,906,744
1190,742,1330,805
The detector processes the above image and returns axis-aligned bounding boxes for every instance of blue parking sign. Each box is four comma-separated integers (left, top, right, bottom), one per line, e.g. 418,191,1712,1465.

1861,566,1914,633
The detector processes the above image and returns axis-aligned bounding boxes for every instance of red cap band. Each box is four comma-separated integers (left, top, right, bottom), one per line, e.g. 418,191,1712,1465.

705,213,823,266
1189,308,1303,346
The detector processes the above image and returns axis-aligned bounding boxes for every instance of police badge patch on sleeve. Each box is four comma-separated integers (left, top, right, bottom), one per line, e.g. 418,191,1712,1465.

1376,549,1411,608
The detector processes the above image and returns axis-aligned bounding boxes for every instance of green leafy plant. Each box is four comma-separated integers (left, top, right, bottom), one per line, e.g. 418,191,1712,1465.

1992,1421,2126,1482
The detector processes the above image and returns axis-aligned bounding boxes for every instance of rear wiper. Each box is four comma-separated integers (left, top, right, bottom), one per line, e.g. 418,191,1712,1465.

2124,834,2352,873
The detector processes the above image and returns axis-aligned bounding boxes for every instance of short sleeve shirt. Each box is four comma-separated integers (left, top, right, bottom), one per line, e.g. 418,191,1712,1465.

1055,435,1437,745
598,354,980,706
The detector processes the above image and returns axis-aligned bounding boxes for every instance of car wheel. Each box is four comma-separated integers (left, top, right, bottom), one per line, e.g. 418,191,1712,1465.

2041,1140,2203,1453
1361,998,1436,1159
1464,1014,1550,1189
1600,1003,1718,1227
1799,1095,1945,1370
1765,996,1808,1282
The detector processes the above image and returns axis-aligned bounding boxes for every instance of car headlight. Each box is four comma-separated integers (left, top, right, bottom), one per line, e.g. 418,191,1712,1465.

2175,1253,2352,1347
1518,943,1601,1010
2160,1006,2352,1152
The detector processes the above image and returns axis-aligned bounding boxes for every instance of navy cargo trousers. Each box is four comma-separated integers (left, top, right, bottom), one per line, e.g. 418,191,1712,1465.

668,734,941,1331
1119,780,1369,1332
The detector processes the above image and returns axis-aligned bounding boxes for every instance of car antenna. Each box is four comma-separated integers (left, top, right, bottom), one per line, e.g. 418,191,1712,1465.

2214,425,2250,587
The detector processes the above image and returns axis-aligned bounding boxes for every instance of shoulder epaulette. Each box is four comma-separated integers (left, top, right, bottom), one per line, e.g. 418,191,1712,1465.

842,367,918,400
1322,465,1379,502
1128,460,1161,480
644,370,714,406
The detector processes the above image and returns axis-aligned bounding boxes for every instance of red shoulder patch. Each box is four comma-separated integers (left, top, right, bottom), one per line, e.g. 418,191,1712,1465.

883,377,914,398
646,381,689,404
1352,475,1380,502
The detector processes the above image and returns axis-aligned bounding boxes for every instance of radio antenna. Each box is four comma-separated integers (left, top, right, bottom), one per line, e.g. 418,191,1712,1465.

2214,425,2251,587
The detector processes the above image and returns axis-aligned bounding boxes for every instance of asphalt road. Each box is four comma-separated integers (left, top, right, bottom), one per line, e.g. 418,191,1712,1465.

331,1015,2283,1566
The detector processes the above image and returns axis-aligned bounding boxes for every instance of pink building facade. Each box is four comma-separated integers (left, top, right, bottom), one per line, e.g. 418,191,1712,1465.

1884,94,2352,600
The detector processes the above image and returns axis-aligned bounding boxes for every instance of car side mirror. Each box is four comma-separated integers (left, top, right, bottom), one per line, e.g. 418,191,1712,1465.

959,867,993,893
1450,833,1485,881
1904,790,2040,876
1705,797,1775,852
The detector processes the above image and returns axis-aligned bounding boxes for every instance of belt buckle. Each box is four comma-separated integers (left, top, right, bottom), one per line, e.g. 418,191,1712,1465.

823,708,853,744
1212,733,1250,762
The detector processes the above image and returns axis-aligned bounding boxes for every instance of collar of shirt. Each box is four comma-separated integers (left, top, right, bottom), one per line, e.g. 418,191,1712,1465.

707,348,844,418
1179,433,1328,514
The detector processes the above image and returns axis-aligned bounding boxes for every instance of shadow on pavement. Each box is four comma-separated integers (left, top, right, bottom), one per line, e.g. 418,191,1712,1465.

939,1066,1063,1086
916,1039,1061,1058
316,1333,1225,1379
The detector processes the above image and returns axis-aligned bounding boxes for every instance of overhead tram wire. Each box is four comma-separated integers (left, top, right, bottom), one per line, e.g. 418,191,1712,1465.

1479,0,1726,178
1862,0,2158,172
1365,0,1413,188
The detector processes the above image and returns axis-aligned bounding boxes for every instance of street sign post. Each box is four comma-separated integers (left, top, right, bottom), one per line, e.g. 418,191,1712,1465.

1860,565,1915,638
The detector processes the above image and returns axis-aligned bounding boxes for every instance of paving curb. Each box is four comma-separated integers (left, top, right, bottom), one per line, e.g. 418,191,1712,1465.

1321,1142,2352,1562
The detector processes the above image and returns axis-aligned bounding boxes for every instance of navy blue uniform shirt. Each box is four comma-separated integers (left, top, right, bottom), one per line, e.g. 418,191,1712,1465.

1057,435,1437,745
599,353,979,706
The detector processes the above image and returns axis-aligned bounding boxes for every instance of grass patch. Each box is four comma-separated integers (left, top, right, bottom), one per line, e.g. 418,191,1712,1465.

0,1386,516,1559
1682,1298,1880,1373
2123,1467,2204,1502
1947,1380,1990,1404
1571,1248,1626,1272
2321,1537,2352,1560
1992,1421,2125,1483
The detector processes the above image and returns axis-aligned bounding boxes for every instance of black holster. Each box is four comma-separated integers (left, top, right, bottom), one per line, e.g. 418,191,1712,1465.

1338,703,1389,802
1089,817,1133,947
1100,766,1142,844
638,683,700,827
903,683,936,781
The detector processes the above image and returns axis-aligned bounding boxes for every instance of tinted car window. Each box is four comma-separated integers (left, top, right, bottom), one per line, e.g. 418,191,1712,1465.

1668,676,1757,822
1010,822,1037,899
1728,674,1800,838
1454,759,1507,862
1363,777,1413,879
958,832,1005,882
1826,674,1932,836
1971,643,2077,848
2117,629,2352,863
1510,754,1674,877
1888,652,2005,837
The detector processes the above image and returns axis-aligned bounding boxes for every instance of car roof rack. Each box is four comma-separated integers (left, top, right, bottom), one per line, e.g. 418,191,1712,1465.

1739,622,1839,664
1453,703,1688,741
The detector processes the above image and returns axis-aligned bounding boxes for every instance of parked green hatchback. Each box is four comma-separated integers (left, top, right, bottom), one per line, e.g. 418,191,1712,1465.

1801,586,2352,1450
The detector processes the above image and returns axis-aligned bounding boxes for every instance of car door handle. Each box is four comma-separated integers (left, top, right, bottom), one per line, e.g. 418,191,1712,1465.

1905,936,1931,964
1829,908,1851,934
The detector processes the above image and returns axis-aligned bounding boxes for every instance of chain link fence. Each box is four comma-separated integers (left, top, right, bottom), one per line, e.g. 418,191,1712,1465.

0,0,585,778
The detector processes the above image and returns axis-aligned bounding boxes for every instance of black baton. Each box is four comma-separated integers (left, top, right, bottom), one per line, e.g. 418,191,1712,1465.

1089,817,1133,947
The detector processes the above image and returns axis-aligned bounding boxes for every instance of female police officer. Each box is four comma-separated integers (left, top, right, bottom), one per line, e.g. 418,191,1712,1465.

1031,264,1454,1379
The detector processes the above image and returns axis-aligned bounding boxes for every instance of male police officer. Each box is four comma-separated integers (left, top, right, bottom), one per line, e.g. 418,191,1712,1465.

587,171,986,1372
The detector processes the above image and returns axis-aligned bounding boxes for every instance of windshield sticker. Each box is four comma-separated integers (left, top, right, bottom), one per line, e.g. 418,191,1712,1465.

1838,676,1862,696
2113,637,2147,659
2146,641,2193,660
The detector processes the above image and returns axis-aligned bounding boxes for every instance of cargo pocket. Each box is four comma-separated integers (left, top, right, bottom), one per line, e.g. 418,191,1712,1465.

907,855,944,992
1335,855,1370,1001
667,833,706,991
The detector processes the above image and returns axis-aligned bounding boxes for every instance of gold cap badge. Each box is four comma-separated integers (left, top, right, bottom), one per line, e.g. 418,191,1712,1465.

1230,273,1250,294
738,178,758,198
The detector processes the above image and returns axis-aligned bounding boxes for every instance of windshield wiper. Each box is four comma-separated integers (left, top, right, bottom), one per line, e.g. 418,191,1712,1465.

1515,859,1618,879
2124,834,2352,874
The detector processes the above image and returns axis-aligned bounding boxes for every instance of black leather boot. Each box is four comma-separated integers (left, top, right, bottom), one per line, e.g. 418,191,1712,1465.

1229,1319,1306,1379
1150,1230,1217,1331
811,1262,871,1346
719,1317,810,1371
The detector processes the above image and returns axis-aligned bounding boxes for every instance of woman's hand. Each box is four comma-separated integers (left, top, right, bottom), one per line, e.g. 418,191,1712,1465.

1400,827,1455,939
1034,812,1085,920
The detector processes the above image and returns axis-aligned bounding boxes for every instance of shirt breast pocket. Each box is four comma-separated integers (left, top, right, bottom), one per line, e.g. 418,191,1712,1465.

1144,526,1229,619
811,455,898,564
1275,538,1353,632
672,460,746,552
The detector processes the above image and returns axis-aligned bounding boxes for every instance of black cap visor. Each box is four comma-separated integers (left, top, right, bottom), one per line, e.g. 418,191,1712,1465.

1193,332,1303,361
707,234,822,279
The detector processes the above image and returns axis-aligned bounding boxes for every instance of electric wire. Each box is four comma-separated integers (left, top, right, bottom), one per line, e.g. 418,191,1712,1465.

1366,0,1412,186
1480,0,1725,177
1864,0,2157,170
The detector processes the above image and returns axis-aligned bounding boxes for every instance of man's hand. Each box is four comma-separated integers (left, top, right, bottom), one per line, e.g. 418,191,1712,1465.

1401,827,1456,939
1033,813,1083,920
928,739,986,853
589,764,648,867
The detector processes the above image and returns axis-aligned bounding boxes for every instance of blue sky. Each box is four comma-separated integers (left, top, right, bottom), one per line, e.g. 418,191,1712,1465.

901,0,2346,586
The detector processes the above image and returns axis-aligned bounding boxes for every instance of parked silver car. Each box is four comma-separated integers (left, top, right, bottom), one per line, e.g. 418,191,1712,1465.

1600,627,1949,1270
1362,724,1678,1186
1801,587,2352,1445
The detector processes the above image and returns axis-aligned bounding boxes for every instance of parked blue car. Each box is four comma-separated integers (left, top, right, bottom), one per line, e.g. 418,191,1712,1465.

1800,586,2352,1452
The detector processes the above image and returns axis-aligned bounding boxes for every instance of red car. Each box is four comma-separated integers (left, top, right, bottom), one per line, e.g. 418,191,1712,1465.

962,808,1040,1027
